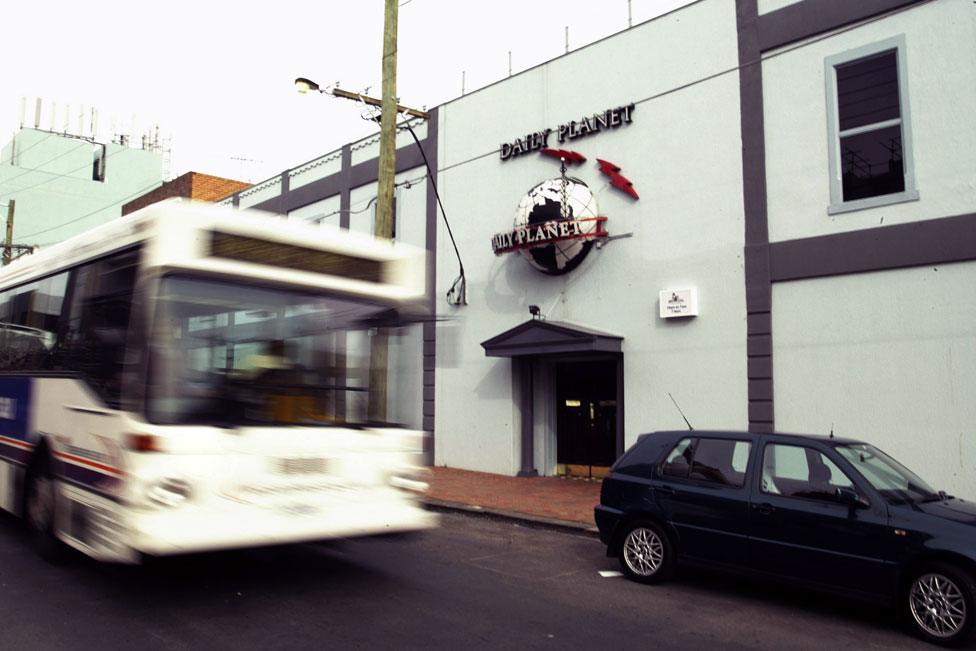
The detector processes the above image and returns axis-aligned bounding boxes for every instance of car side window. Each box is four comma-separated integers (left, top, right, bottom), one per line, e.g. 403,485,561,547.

689,438,751,487
661,438,694,479
660,437,751,487
761,444,854,503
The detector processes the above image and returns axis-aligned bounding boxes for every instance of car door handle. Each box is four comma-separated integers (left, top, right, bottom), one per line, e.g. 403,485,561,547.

752,503,775,515
653,485,675,496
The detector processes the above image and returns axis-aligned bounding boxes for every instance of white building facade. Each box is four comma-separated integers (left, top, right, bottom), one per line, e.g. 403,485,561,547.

223,0,976,496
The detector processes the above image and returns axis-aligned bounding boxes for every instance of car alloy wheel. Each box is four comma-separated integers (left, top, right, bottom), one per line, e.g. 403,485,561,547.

622,526,664,578
910,572,968,640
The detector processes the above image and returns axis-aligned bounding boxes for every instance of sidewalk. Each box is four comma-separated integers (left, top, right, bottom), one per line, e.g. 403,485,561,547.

424,466,602,534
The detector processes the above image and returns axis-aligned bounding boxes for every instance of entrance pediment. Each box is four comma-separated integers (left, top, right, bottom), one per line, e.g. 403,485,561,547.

481,320,622,358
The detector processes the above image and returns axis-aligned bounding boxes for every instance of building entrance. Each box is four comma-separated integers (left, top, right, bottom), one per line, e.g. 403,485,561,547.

555,360,617,478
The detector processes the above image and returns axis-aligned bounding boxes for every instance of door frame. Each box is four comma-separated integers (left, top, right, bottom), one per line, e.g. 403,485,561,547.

514,352,624,477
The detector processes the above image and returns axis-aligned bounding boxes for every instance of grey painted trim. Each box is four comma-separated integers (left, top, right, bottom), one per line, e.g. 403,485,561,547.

757,0,925,52
828,189,919,216
349,145,426,188
339,145,352,230
737,2,768,247
481,320,623,358
824,34,918,215
615,354,625,458
737,0,774,433
276,171,289,214
249,143,426,215
518,358,538,477
423,108,439,456
769,212,976,282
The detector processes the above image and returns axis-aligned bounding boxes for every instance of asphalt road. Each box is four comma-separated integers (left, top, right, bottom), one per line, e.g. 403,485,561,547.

0,509,961,649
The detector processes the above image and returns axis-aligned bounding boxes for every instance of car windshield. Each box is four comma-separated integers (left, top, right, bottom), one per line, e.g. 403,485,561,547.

835,443,939,505
146,275,421,428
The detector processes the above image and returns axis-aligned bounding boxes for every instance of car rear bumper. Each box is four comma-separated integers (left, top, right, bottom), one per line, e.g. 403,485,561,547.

594,504,624,547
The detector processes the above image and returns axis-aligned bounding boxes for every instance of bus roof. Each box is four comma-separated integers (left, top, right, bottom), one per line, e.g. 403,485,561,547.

0,199,427,303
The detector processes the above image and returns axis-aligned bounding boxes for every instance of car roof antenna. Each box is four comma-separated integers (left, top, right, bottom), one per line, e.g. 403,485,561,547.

829,423,834,439
668,393,694,431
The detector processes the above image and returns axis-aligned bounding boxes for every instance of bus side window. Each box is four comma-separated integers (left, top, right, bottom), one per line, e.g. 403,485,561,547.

62,250,139,408
0,273,67,371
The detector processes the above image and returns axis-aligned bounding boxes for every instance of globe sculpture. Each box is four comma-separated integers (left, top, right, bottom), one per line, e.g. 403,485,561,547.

513,177,602,275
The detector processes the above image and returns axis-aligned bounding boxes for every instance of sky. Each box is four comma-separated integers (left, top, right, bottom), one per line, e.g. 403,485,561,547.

1,0,693,185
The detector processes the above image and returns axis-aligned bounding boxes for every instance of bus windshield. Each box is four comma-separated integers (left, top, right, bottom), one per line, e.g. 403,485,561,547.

147,275,419,428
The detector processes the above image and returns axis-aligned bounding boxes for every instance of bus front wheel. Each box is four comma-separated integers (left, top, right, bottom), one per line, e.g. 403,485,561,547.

24,454,64,561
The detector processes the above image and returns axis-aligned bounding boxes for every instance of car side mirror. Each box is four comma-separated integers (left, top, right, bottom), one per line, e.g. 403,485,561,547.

836,486,869,515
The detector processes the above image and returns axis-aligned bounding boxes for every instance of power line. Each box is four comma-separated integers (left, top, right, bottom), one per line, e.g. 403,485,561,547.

437,0,933,178
0,131,57,166
0,138,149,201
0,140,91,192
22,179,163,242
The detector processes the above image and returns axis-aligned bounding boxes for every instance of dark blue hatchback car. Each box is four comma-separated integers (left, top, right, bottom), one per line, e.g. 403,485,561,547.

595,430,976,646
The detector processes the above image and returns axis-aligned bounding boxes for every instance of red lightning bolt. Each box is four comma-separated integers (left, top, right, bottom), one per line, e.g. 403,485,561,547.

596,159,639,200
540,149,586,164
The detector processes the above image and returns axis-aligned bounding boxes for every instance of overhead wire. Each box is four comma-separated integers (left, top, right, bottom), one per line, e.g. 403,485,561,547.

438,0,935,175
23,0,928,252
0,131,57,166
23,178,164,243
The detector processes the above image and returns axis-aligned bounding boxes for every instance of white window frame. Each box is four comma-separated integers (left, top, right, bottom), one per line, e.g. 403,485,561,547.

825,34,918,215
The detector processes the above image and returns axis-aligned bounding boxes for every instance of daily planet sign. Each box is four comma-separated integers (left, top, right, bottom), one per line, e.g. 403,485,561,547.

493,103,637,274
499,103,635,161
491,177,607,275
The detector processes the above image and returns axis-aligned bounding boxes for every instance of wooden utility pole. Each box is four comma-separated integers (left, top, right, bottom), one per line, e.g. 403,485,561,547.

368,0,399,422
376,0,398,242
3,200,14,266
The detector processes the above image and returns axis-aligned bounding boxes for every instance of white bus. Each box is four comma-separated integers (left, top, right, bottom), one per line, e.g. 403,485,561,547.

0,199,437,562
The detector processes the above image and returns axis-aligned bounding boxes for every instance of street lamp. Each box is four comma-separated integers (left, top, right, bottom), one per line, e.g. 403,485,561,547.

294,77,430,121
293,77,321,94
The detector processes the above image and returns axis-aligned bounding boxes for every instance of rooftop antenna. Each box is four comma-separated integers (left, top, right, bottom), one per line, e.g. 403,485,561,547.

668,392,694,431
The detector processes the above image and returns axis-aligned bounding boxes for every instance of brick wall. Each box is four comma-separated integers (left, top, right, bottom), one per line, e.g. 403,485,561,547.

190,173,251,203
122,172,250,215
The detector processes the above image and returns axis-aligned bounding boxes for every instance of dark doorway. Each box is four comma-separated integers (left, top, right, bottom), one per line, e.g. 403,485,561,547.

555,360,617,478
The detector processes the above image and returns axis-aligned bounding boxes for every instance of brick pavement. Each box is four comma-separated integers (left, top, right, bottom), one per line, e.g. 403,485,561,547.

425,466,601,526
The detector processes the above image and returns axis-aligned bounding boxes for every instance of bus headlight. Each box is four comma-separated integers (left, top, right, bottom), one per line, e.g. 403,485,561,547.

146,477,192,507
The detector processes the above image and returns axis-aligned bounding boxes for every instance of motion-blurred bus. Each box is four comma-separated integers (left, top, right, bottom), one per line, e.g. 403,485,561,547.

0,199,436,562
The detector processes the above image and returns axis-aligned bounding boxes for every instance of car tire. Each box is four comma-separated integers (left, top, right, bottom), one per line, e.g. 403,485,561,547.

904,562,975,647
617,521,673,584
24,454,65,562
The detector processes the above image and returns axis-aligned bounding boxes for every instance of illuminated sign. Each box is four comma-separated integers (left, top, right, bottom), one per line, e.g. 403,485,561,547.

209,232,387,284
